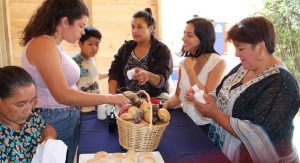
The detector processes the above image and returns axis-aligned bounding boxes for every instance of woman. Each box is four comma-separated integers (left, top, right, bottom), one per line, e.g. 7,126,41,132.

108,8,173,98
20,1,129,163
189,16,300,162
0,66,56,162
163,17,226,133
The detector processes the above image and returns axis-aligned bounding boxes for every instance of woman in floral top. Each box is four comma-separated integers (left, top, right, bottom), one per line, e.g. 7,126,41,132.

0,66,56,162
187,16,300,163
108,8,173,98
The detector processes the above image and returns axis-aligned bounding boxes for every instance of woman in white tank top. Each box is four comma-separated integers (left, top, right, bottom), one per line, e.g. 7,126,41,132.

163,17,226,134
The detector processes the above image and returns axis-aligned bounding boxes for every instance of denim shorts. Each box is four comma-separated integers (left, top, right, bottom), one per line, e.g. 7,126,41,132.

35,107,80,163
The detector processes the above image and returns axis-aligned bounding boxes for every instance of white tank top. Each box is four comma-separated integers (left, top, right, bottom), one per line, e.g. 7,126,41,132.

179,53,223,125
21,37,80,108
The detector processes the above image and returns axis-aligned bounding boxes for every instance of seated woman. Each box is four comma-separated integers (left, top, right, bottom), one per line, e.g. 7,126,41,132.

0,66,56,162
188,16,300,163
108,8,173,99
163,17,226,134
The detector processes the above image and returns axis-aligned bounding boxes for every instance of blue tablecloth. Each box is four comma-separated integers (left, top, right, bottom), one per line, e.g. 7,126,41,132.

78,108,231,163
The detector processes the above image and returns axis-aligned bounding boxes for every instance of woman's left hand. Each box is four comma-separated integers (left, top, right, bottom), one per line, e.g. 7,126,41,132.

185,87,195,102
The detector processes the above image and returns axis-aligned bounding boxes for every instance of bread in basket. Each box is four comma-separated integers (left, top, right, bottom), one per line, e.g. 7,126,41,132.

116,90,170,151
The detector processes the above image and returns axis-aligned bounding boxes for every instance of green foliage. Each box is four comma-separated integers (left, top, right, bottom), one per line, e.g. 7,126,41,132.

259,0,300,82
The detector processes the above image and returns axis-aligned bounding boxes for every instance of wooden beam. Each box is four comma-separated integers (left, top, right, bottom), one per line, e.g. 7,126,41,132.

0,0,13,67
84,0,93,26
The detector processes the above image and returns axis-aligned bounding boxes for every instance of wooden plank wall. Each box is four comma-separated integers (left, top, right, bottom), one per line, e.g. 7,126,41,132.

8,0,159,93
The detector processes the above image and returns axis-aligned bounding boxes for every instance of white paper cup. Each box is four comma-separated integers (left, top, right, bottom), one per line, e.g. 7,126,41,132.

97,104,108,120
194,90,206,104
127,69,135,80
192,85,200,93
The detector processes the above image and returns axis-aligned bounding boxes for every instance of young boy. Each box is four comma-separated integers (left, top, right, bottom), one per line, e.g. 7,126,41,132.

73,26,108,112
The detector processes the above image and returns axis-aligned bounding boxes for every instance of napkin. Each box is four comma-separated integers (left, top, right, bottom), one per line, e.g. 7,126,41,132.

31,139,67,163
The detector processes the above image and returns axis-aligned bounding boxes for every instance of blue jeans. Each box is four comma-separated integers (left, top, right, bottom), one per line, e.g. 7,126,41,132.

38,107,80,163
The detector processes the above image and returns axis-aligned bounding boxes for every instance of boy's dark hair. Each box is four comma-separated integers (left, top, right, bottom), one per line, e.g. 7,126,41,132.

79,26,102,43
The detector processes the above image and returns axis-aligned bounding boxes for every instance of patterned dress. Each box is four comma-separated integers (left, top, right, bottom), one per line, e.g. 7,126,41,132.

0,112,46,162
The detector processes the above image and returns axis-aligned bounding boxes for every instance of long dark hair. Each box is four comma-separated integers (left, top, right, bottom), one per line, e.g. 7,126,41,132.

20,0,89,46
182,17,218,57
0,66,34,99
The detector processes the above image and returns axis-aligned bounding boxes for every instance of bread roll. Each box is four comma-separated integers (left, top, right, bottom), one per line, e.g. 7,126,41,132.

128,106,139,118
104,158,119,163
143,111,151,123
140,101,150,112
120,157,135,163
87,158,104,163
139,152,154,160
120,113,134,120
126,149,137,161
141,157,156,163
123,91,137,99
111,153,125,161
158,108,170,122
95,151,109,159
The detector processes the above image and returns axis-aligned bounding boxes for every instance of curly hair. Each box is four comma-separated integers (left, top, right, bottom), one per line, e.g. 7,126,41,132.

20,0,89,46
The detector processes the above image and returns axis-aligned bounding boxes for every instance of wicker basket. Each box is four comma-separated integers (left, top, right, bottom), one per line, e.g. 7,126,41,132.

116,90,169,152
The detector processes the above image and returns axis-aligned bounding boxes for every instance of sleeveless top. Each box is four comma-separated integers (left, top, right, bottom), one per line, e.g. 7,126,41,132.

21,36,80,108
179,53,223,125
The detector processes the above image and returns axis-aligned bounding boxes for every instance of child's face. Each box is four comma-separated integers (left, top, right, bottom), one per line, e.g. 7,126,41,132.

79,36,100,58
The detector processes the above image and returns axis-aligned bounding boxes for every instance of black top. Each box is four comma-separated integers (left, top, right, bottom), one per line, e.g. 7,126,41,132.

108,36,173,97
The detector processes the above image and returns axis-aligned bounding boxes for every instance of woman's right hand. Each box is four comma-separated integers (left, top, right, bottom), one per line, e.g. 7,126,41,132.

112,94,131,105
184,57,196,72
185,87,195,102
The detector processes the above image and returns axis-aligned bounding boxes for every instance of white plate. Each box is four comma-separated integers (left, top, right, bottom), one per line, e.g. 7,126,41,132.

79,151,164,163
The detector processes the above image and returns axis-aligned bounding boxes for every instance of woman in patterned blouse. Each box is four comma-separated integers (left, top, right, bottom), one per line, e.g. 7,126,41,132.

108,8,173,98
0,66,56,162
187,16,300,163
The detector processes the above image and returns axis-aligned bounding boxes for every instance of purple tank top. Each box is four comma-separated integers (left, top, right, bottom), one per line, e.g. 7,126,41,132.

21,38,80,108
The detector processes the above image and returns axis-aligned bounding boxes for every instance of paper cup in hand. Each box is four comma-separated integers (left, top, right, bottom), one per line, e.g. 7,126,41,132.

192,85,200,93
194,90,206,104
97,104,108,120
127,69,135,80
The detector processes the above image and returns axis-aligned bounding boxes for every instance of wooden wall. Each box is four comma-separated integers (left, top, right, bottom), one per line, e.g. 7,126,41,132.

7,0,159,93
